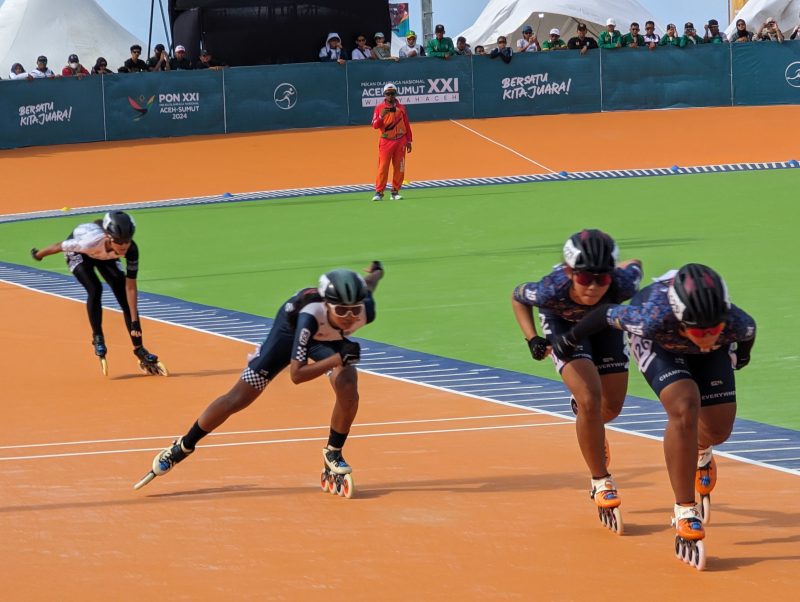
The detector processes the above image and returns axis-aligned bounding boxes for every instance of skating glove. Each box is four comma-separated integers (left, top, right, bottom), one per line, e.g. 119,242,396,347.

370,260,384,273
526,336,549,361
130,320,141,332
551,332,578,359
30,248,42,261
339,339,361,366
734,352,750,370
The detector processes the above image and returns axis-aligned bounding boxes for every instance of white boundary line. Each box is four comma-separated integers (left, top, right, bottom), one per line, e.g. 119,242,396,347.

449,119,556,172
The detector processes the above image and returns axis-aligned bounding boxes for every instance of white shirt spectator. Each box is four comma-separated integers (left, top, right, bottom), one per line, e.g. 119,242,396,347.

517,37,540,52
28,66,55,78
352,46,373,60
9,64,29,79
399,42,425,58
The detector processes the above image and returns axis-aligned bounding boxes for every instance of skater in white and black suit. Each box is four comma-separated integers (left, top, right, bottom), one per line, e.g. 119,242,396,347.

31,211,164,375
135,262,384,497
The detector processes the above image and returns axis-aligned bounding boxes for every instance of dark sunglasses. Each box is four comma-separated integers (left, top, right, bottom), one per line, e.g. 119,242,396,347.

132,51,141,55
573,271,613,286
330,304,364,318
111,237,131,245
685,323,724,338
357,38,366,42
385,91,397,96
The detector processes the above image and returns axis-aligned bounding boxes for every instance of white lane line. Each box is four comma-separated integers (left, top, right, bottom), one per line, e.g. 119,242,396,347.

450,119,556,173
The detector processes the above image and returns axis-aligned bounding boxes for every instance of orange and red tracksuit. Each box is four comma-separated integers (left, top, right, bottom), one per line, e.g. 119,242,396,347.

371,100,412,194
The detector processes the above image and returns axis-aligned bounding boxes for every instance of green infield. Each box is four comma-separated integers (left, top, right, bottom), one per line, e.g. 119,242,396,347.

3,169,798,429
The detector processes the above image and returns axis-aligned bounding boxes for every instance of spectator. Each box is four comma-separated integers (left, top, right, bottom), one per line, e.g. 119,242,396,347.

170,45,194,70
622,22,645,48
731,19,754,43
542,28,567,51
474,45,486,55
426,24,456,59
792,15,800,40
28,55,55,78
704,19,728,43
455,36,472,56
120,45,148,73
372,33,397,61
195,49,225,70
399,31,425,58
8,63,29,80
319,33,347,63
62,54,89,77
755,18,784,42
599,18,622,49
371,82,412,202
567,23,598,54
680,23,704,47
643,21,661,49
490,36,513,63
91,57,113,75
659,23,681,46
351,34,373,60
147,44,171,71
517,24,540,52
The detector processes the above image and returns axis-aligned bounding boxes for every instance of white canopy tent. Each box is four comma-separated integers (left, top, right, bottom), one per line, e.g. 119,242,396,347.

0,0,143,74
458,0,663,51
725,0,800,38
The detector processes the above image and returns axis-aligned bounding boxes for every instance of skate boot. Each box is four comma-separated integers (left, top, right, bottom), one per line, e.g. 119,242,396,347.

672,503,706,570
320,447,354,498
93,334,108,376
133,346,169,376
134,437,194,490
695,447,716,523
590,475,623,534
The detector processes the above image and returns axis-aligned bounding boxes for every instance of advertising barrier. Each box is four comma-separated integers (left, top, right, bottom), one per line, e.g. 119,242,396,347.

732,42,800,107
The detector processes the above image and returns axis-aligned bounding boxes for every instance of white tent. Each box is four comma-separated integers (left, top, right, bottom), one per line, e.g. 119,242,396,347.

458,0,663,50
725,0,800,38
0,0,143,75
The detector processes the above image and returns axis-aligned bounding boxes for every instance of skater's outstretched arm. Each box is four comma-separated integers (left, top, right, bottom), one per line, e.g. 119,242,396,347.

125,278,141,329
363,260,384,292
30,242,63,261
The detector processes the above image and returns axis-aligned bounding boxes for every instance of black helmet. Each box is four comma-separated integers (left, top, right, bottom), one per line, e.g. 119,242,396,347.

102,211,135,243
668,263,730,327
318,269,368,305
563,229,618,272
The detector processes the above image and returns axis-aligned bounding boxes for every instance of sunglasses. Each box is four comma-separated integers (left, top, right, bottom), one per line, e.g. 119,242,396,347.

330,304,364,318
357,38,366,42
111,237,131,245
685,323,725,338
573,271,613,286
385,91,397,96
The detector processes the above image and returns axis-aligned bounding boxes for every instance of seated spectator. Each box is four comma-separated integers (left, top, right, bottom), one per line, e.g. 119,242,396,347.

372,33,397,60
91,57,113,74
704,19,728,43
755,18,784,42
680,23,704,46
120,45,148,73
351,35,372,60
542,28,567,51
517,24,540,52
8,63,29,80
731,19,754,43
489,36,513,63
568,23,598,54
643,21,661,49
455,36,472,55
29,55,56,78
399,31,425,58
474,45,486,55
147,44,171,71
170,45,194,69
62,54,89,77
426,24,456,59
659,23,681,46
599,19,622,48
319,33,347,63
622,22,645,48
195,49,225,70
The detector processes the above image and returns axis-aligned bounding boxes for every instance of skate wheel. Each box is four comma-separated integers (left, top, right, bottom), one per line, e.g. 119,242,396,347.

156,361,169,377
692,539,706,571
133,471,156,490
327,474,337,495
320,469,330,492
100,357,108,376
700,494,711,524
610,507,623,535
341,474,354,499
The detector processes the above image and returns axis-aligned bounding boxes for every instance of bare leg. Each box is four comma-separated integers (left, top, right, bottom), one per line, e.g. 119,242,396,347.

599,372,627,423
328,365,359,434
561,359,607,477
197,379,263,432
698,403,736,449
659,379,701,503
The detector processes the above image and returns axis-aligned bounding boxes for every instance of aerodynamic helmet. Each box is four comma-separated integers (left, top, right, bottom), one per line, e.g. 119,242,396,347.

102,211,136,243
318,269,368,305
668,263,730,327
563,229,618,272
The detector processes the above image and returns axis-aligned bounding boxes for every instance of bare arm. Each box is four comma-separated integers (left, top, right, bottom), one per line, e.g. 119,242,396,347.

289,355,343,384
31,242,63,260
125,277,140,324
512,295,539,340
363,261,384,292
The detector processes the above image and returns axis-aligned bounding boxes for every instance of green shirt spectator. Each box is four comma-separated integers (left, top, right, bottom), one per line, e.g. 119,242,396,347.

599,19,622,49
679,22,704,47
426,24,456,59
542,28,567,50
659,24,681,46
621,23,645,47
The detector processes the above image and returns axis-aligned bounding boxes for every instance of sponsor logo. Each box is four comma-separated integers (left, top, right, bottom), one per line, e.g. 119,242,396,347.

128,92,201,121
18,102,74,126
785,61,800,88
658,369,691,382
710,380,723,386
274,83,298,110
298,328,311,346
360,78,460,107
501,72,572,101
128,95,156,120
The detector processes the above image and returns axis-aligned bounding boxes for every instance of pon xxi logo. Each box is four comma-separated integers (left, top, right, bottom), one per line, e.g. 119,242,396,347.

274,83,298,110
785,62,800,88
128,95,156,121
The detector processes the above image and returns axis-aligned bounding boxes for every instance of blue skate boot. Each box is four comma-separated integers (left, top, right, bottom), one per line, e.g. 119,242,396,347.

93,334,108,376
134,437,194,490
133,345,169,376
320,447,354,498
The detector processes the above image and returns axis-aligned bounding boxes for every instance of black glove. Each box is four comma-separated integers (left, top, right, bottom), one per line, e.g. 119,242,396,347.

526,336,549,361
130,320,141,333
370,260,384,273
551,333,578,359
31,248,42,261
339,339,361,366
734,353,750,370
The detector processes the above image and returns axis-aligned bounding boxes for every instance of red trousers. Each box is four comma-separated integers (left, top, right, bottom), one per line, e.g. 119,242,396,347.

376,136,407,193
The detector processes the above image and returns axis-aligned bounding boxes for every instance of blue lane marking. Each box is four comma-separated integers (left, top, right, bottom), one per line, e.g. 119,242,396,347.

1,260,798,475
1,160,797,224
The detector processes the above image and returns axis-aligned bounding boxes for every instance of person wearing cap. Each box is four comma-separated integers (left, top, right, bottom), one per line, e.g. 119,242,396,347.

372,32,396,60
755,17,784,42
91,57,113,75
195,49,226,70
621,22,645,48
147,44,171,72
490,36,513,62
120,45,148,74
319,33,347,63
170,45,194,70
351,34,373,60
517,25,540,52
731,19,754,43
426,24,456,59
567,23,598,54
399,31,425,58
371,83,413,202
599,18,622,49
659,23,681,46
28,55,55,78
704,19,728,43
642,21,661,49
541,28,567,51
679,23,704,47
455,36,472,56
62,53,89,77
